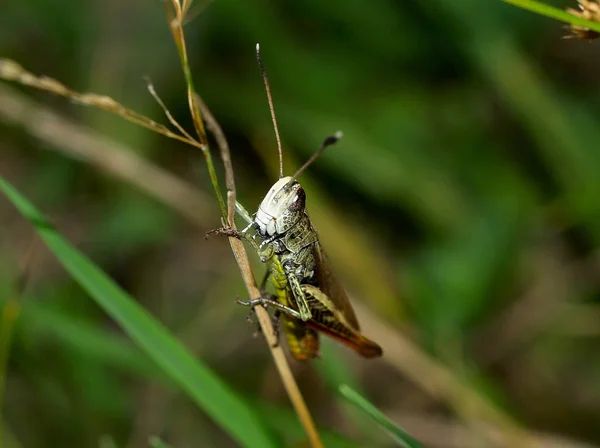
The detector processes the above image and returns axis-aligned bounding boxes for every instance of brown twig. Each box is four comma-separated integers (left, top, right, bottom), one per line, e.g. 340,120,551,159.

227,236,323,448
196,95,323,448
194,95,236,222
166,0,226,217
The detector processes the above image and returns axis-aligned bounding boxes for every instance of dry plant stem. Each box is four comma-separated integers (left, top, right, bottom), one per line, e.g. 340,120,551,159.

181,0,213,26
0,84,213,228
199,97,324,447
147,80,197,143
166,0,226,218
195,94,235,215
228,236,323,448
353,301,538,447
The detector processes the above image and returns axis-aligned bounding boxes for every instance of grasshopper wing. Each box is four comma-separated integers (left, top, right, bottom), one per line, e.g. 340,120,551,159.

301,284,382,358
313,242,360,330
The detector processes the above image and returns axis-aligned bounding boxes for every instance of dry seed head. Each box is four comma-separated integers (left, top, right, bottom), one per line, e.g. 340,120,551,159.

0,58,205,149
0,59,23,80
565,0,600,40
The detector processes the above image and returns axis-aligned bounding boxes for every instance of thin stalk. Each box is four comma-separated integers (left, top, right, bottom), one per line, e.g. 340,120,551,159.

166,2,323,446
166,0,226,218
198,90,324,448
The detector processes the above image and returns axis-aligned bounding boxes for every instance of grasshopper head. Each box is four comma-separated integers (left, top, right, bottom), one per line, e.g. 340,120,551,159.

255,176,306,237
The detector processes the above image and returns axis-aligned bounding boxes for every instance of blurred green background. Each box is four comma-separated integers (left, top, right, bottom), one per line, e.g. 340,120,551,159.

2,0,600,446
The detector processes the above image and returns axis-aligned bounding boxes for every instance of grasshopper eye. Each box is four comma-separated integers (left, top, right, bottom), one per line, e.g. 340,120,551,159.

289,187,306,212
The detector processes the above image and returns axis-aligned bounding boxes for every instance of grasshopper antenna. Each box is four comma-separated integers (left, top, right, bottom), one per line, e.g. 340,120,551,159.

256,43,284,179
288,130,343,185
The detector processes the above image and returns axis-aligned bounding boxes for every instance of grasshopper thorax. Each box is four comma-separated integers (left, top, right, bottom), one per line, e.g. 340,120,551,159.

255,176,306,237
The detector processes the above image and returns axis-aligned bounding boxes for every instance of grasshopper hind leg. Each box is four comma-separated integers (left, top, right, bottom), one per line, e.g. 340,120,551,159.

285,271,313,321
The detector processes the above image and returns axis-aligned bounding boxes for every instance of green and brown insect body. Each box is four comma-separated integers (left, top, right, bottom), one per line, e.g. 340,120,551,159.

239,45,382,360
251,176,318,322
241,175,383,360
248,177,323,359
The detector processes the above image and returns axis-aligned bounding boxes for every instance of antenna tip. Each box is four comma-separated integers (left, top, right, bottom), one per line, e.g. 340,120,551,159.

256,43,260,52
323,130,343,147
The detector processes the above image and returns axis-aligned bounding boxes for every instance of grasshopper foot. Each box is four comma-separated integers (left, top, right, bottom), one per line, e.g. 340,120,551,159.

245,305,256,324
237,297,269,338
237,304,262,338
205,227,245,240
271,310,281,348
238,297,282,346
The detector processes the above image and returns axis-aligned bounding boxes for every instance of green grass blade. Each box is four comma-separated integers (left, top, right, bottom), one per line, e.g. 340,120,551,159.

20,300,161,380
502,0,600,33
0,176,276,448
339,385,422,448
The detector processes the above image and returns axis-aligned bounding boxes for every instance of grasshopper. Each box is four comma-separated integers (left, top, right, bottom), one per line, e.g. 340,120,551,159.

232,45,382,361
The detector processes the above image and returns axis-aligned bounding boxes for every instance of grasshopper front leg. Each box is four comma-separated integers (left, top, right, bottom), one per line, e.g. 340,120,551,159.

235,200,254,226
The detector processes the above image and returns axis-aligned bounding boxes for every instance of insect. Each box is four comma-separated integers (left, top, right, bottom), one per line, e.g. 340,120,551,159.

233,44,382,361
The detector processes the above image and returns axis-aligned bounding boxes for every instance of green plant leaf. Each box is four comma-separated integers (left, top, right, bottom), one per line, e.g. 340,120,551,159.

0,176,276,448
502,0,600,34
339,384,423,448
